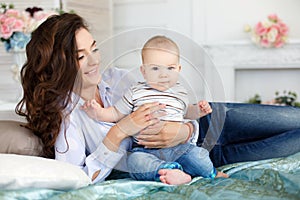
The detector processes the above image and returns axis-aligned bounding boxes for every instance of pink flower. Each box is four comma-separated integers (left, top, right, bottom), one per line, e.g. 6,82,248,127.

271,23,280,31
274,37,285,48
0,14,7,23
5,9,21,18
255,22,267,36
247,14,289,48
3,17,16,27
260,38,270,47
268,14,279,23
278,22,289,35
12,19,24,32
0,24,13,39
0,4,57,51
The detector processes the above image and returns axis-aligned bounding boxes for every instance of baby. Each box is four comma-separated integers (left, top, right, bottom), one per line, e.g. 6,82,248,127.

81,35,228,185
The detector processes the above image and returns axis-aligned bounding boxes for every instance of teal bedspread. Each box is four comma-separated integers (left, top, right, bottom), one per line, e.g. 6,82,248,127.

1,152,300,200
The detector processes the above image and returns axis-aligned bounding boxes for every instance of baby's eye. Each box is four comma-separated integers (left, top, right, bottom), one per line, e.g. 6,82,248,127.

151,66,159,70
168,66,175,70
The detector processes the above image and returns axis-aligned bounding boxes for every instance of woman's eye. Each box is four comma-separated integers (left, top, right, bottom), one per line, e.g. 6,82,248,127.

92,48,99,53
78,55,84,60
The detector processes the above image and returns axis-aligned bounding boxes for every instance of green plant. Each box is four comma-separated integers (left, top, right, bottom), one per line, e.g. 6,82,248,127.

246,91,300,107
274,90,298,106
246,94,261,104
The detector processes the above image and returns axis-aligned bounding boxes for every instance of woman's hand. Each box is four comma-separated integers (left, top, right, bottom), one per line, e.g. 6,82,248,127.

116,102,166,138
104,102,165,152
137,121,192,148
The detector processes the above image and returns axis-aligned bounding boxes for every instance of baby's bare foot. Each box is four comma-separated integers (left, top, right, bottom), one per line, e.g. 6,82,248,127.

158,169,191,185
216,171,229,178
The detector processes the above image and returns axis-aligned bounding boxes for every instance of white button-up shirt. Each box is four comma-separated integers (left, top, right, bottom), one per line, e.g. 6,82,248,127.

55,67,198,183
55,67,134,183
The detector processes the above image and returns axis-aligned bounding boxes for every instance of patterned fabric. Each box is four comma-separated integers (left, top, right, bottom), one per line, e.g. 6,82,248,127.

1,152,299,199
115,82,189,122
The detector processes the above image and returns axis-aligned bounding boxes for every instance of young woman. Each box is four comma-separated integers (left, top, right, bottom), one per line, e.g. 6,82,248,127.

16,13,193,183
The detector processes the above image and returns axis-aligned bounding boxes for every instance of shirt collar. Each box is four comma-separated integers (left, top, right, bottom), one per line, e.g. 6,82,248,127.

71,79,112,108
98,79,112,107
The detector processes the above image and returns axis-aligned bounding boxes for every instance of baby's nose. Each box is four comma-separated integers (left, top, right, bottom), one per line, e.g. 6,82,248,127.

159,68,169,76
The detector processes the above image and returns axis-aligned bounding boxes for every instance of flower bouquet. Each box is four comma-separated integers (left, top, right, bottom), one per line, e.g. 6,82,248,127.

244,14,289,48
0,3,56,52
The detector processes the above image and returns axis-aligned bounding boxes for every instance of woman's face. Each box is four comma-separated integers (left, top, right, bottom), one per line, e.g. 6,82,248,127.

75,28,101,89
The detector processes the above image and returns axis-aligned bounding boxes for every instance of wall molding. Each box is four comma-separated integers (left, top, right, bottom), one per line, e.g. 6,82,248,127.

203,42,300,101
204,42,300,68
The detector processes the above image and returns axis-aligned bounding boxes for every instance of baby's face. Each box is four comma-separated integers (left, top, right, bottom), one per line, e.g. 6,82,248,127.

141,49,181,91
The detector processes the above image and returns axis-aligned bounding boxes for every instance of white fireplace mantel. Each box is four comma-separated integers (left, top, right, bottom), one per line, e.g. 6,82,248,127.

202,43,300,101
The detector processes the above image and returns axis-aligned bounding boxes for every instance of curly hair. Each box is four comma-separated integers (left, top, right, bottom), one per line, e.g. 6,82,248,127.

16,13,88,158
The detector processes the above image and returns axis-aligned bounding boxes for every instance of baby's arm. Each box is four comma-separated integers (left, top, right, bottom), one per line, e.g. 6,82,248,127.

185,100,212,120
81,99,125,122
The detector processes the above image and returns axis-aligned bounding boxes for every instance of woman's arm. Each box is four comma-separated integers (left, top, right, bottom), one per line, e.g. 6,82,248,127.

56,102,165,183
55,119,122,183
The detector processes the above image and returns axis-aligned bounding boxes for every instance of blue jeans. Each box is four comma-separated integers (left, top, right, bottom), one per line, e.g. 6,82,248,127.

198,102,300,167
127,143,215,181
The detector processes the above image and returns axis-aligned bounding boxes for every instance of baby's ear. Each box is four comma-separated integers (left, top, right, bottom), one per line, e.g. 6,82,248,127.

140,65,146,76
178,65,182,71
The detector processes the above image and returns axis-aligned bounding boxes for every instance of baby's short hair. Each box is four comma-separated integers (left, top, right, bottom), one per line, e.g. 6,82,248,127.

141,35,180,63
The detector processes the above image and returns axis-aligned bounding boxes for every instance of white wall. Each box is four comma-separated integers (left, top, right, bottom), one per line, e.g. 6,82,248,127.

197,0,300,44
64,0,112,45
112,0,300,102
114,0,300,44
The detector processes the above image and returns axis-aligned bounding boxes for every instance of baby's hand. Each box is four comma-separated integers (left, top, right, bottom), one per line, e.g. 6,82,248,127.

198,100,212,118
80,99,101,120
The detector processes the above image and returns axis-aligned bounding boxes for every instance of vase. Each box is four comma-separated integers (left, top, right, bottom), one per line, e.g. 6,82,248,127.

11,50,26,81
10,50,26,101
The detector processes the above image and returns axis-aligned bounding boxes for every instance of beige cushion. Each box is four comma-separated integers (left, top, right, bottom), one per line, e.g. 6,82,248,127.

0,120,43,156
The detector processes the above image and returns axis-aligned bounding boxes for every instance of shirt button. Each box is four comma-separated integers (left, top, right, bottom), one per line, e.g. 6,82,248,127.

104,152,108,155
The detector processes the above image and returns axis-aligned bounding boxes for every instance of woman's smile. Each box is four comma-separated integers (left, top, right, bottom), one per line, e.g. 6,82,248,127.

84,67,99,75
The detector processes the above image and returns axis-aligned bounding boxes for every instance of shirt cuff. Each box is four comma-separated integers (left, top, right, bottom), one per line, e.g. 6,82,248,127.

89,142,125,169
183,120,199,145
85,142,126,183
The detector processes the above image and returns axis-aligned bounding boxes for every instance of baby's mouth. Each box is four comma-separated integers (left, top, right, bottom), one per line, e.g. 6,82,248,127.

158,81,169,85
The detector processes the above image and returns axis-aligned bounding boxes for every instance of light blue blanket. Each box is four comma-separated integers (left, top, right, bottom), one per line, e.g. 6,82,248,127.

1,152,300,200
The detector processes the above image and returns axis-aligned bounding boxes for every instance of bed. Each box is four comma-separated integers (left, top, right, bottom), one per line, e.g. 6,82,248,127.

0,121,299,200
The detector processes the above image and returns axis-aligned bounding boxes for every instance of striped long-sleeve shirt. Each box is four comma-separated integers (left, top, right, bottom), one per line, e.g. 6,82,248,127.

115,82,189,122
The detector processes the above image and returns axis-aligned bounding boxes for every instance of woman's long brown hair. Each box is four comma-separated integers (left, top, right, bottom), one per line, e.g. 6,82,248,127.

16,13,88,158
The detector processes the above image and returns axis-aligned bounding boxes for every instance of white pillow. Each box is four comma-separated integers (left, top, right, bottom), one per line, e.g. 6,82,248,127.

0,154,91,190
